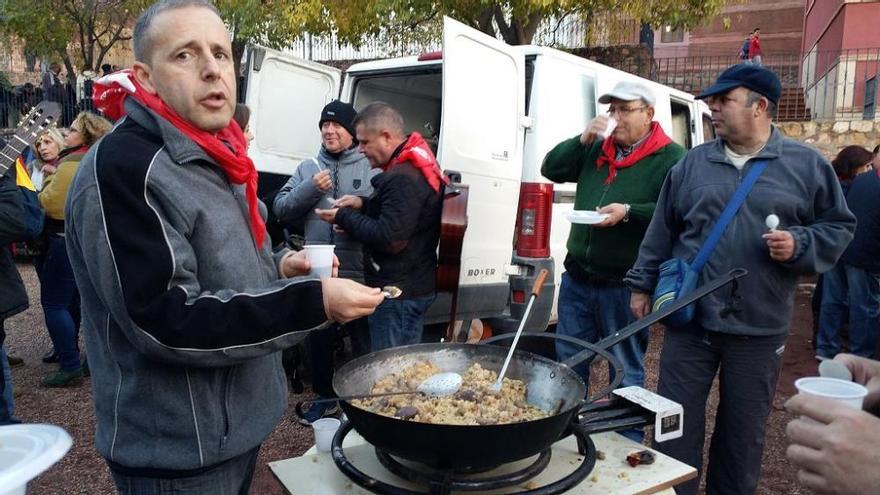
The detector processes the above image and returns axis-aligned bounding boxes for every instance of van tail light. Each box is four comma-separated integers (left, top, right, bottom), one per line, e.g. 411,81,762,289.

515,182,553,258
417,51,442,61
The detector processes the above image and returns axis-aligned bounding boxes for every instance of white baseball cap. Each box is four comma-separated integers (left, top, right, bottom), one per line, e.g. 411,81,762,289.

598,81,656,106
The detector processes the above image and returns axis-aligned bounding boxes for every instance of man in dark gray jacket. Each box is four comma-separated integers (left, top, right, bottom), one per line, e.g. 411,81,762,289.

65,1,383,492
625,65,856,495
273,100,376,424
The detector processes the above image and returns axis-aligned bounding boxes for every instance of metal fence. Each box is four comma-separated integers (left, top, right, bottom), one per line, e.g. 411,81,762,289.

653,48,880,121
283,14,637,61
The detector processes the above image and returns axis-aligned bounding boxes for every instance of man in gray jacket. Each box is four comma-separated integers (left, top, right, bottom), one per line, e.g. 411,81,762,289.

625,65,855,494
65,1,383,492
273,100,377,424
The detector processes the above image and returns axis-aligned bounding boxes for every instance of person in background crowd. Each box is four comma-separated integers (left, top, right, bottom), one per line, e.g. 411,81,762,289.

37,111,113,387
816,146,880,360
41,63,64,104
274,100,377,424
0,139,31,425
27,127,66,192
749,28,763,66
786,353,880,494
811,145,873,351
69,1,382,491
232,103,254,143
316,102,445,352
626,65,855,495
100,63,113,77
541,81,685,443
739,31,753,62
26,127,67,364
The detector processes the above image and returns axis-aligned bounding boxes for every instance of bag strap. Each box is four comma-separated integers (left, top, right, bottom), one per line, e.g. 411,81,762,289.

690,159,768,273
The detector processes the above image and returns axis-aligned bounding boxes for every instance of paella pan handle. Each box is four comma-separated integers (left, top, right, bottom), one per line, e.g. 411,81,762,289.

481,331,625,402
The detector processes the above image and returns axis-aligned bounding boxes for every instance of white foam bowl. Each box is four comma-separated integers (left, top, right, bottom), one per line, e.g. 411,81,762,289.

0,424,73,495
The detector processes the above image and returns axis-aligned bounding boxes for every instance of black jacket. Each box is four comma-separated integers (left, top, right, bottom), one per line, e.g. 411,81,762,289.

840,170,880,273
336,162,442,298
0,148,30,321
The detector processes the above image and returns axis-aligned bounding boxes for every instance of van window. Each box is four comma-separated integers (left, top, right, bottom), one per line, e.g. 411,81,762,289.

669,100,692,149
352,71,442,153
524,57,536,114
702,114,715,141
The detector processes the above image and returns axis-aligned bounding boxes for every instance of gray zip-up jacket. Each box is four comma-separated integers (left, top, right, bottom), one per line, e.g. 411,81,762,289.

64,98,329,473
625,127,855,336
273,147,376,281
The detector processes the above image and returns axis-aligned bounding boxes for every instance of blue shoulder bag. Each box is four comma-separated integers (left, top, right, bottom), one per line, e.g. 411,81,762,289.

652,160,768,327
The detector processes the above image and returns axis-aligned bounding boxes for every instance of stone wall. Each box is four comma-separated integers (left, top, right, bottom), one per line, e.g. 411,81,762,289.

565,45,655,79
776,120,880,160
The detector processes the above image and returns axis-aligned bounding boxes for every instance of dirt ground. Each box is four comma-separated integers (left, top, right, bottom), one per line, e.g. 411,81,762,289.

5,262,820,494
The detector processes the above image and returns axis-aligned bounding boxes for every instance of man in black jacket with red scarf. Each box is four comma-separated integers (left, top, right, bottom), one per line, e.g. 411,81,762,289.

317,102,444,351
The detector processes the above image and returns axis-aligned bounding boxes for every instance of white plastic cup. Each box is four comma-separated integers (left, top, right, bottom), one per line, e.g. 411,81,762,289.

312,417,341,453
303,244,335,279
794,376,868,410
598,116,618,139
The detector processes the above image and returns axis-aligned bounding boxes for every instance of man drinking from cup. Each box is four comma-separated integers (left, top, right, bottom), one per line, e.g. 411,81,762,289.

541,81,685,442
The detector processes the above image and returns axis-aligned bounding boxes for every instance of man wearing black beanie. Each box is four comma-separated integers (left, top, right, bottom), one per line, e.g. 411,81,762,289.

274,100,376,424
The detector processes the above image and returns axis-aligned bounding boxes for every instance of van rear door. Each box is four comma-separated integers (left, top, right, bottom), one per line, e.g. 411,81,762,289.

243,45,341,180
438,17,526,315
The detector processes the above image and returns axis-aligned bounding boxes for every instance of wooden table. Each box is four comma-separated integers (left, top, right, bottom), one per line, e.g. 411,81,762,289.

269,430,695,494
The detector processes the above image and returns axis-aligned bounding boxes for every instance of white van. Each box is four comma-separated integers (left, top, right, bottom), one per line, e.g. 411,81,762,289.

243,17,714,335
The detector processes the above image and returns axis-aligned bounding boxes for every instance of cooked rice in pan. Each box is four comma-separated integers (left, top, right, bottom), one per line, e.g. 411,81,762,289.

351,362,550,425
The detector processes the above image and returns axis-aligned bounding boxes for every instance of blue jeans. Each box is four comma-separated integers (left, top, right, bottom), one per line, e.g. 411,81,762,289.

369,295,435,352
41,234,81,371
109,446,260,495
817,263,880,358
555,273,646,441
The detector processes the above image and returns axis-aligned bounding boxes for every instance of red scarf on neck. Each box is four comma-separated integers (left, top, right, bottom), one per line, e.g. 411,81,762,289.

384,132,448,192
596,122,672,185
92,70,266,248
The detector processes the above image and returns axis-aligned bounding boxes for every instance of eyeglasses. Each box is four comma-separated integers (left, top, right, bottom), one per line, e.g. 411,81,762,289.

607,106,647,117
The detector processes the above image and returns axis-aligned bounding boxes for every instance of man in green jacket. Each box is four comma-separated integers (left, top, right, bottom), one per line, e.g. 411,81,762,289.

542,81,685,442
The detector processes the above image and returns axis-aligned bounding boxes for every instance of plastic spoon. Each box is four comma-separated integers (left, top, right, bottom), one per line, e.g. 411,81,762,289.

765,214,780,231
295,373,463,417
382,286,402,299
489,268,550,394
819,359,853,382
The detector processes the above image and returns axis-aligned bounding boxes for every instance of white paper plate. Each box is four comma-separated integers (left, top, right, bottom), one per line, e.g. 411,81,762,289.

566,210,610,224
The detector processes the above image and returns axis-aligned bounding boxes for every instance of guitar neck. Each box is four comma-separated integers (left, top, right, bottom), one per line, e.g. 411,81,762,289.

0,140,28,178
0,101,63,179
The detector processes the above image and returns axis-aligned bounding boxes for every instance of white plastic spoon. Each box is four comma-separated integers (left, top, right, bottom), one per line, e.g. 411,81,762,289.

765,214,780,231
819,359,853,382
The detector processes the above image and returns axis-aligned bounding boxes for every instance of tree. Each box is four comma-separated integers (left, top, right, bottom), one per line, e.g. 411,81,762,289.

323,0,740,47
1,0,147,82
215,0,338,78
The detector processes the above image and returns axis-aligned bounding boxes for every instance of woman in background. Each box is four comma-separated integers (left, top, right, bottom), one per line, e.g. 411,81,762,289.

815,145,878,360
37,111,112,387
27,127,65,192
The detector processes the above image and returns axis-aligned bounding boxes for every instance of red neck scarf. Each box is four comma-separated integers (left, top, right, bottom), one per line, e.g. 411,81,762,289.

92,70,266,248
384,132,448,192
596,122,672,185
